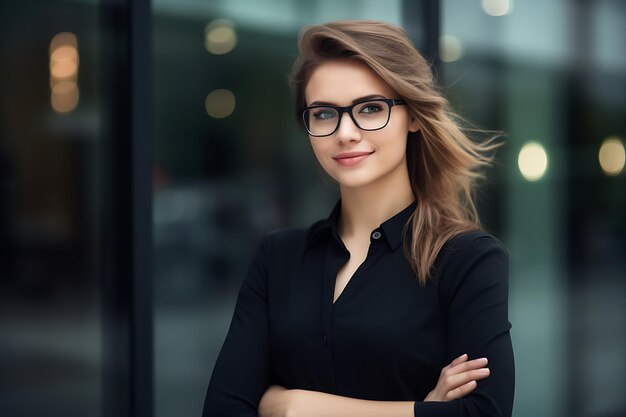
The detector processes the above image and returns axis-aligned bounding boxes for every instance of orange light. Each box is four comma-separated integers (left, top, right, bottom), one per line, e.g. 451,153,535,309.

51,81,79,113
49,32,80,113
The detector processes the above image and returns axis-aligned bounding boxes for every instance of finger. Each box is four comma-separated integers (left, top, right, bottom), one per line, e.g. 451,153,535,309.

444,380,477,401
447,357,489,375
445,368,490,389
442,353,468,373
449,353,468,367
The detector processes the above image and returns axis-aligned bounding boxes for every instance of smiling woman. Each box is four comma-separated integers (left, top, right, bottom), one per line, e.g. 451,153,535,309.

202,20,514,417
303,59,418,190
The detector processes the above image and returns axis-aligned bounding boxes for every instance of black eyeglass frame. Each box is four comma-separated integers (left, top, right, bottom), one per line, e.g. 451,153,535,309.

301,98,407,137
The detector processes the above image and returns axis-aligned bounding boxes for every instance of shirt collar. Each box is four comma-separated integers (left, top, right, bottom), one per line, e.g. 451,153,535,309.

306,198,417,251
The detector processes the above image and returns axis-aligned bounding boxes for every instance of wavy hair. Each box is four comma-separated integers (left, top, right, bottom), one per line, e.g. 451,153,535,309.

289,20,504,286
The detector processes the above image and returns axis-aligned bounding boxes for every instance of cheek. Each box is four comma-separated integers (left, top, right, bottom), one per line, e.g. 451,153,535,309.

373,130,409,157
309,140,330,164
389,124,410,153
308,141,340,179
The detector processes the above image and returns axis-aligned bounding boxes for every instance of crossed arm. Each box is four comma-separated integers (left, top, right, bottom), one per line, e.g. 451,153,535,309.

258,354,490,417
202,233,514,417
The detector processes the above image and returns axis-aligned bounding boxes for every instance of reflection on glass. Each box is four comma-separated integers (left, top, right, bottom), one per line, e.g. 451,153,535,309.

443,0,626,415
0,2,101,416
153,2,405,417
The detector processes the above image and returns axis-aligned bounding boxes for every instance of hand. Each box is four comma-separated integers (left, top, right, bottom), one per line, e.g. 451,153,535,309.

424,353,490,402
259,385,292,417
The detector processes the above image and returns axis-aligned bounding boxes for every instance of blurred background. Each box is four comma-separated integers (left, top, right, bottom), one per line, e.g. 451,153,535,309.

0,0,624,416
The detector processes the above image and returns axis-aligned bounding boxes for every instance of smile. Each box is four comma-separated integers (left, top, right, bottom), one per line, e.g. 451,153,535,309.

333,151,374,166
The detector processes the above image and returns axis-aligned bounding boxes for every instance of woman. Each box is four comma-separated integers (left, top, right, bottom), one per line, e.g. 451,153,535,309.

203,20,514,417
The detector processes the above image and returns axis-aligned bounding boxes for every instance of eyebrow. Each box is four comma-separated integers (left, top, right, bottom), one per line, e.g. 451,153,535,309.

307,94,386,107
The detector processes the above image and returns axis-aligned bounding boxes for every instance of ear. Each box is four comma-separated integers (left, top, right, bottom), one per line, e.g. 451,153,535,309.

408,115,420,133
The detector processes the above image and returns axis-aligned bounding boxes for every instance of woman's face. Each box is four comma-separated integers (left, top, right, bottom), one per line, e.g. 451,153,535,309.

304,59,419,189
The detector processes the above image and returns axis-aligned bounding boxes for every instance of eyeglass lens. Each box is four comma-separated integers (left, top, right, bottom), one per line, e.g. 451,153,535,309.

304,100,391,136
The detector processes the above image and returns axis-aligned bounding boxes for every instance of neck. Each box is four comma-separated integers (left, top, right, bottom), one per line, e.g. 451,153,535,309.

337,162,415,240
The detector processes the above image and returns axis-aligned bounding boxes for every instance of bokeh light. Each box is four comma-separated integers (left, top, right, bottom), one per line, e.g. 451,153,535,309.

49,32,79,113
51,81,80,113
205,19,237,55
518,141,548,181
598,136,625,176
50,45,79,79
205,89,236,118
49,32,77,53
439,35,463,63
482,0,514,16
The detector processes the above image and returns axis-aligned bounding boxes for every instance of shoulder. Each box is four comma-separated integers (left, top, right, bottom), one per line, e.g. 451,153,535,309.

248,222,323,280
440,229,509,260
262,225,311,247
261,212,332,247
436,229,510,299
255,220,322,260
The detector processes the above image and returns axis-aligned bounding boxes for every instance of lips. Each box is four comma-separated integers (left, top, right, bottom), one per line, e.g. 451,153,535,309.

333,151,374,159
332,151,374,167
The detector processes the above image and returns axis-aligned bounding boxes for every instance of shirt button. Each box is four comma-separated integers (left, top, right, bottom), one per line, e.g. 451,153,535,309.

371,231,382,240
322,335,327,346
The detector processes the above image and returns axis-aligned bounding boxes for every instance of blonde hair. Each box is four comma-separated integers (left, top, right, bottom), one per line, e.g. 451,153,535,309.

289,20,504,286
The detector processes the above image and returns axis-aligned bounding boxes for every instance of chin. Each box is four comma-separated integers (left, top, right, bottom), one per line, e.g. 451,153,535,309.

333,173,379,189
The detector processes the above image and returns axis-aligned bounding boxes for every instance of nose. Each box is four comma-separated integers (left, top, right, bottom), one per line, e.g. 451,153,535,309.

335,112,361,143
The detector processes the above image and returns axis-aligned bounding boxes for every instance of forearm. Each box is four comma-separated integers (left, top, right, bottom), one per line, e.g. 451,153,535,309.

289,389,414,417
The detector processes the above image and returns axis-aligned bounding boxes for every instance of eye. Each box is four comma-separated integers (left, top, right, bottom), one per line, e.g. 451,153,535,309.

312,108,336,120
359,103,383,114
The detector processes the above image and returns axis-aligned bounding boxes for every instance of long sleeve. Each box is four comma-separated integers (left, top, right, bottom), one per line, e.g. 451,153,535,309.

413,234,515,417
202,234,273,417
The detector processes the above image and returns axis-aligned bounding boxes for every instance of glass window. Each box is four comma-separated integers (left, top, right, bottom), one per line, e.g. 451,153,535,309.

441,1,626,416
0,1,103,416
151,2,410,416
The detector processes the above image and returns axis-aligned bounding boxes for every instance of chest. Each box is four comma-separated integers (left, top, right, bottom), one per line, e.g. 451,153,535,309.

270,241,447,361
268,240,448,395
333,240,369,304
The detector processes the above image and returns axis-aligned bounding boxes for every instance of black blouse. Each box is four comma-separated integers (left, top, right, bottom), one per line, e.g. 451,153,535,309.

202,198,515,417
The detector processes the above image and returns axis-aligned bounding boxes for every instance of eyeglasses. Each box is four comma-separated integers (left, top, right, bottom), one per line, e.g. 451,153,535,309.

302,98,407,137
